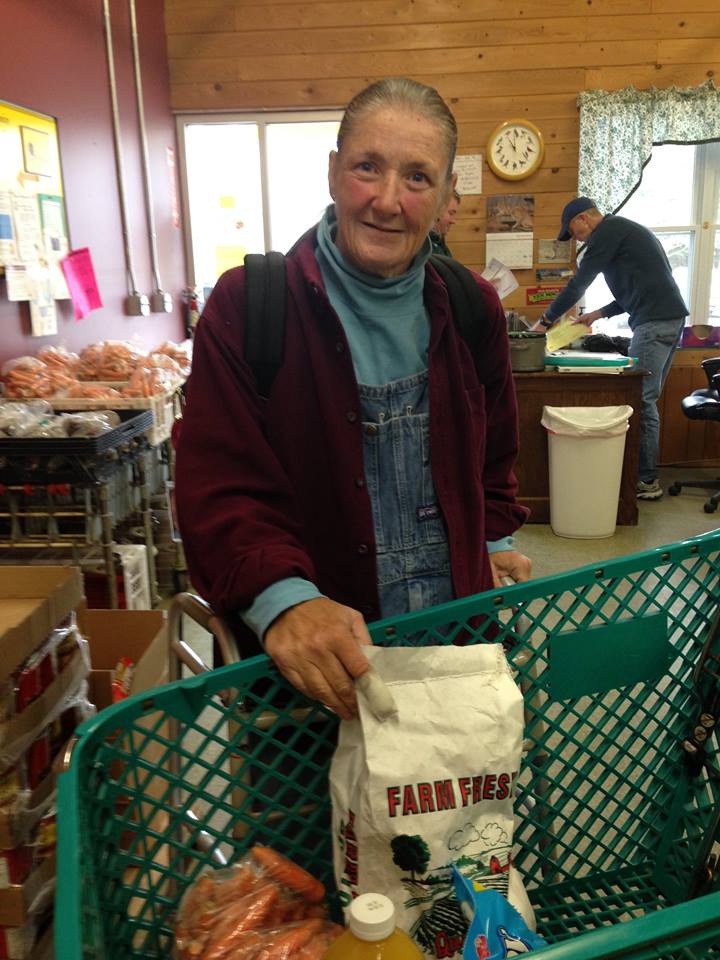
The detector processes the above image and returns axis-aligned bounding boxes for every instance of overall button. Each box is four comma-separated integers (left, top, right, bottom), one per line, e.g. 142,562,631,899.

335,341,345,354
357,543,369,555
355,476,366,488
346,410,358,423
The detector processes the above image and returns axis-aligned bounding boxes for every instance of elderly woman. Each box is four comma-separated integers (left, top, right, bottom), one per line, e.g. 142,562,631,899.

176,78,530,719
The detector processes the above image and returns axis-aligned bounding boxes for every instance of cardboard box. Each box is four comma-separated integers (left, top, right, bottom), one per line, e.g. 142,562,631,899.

0,763,56,851
0,568,83,683
0,855,54,927
0,919,52,960
77,607,168,707
77,607,171,874
0,647,88,758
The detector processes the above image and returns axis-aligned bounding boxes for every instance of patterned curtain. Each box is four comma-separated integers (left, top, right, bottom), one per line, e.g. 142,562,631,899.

578,79,720,214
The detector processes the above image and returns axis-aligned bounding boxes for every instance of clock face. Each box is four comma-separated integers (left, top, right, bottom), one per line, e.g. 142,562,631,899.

487,120,544,181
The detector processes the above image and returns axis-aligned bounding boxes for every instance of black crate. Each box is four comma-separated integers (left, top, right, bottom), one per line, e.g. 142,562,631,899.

0,410,153,484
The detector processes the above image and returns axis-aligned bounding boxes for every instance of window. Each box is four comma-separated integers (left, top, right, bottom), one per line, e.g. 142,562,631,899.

177,112,342,293
583,142,720,335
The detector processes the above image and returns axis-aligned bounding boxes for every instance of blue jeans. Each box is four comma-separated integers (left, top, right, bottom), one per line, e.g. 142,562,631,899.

629,318,685,483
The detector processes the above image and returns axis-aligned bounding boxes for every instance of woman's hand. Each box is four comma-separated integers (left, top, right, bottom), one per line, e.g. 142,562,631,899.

264,598,371,720
489,550,532,587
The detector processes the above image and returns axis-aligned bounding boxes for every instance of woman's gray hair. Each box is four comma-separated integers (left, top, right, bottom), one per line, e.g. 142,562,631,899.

337,78,457,181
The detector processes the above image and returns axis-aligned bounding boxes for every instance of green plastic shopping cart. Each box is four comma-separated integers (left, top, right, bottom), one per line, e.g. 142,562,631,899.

57,531,720,959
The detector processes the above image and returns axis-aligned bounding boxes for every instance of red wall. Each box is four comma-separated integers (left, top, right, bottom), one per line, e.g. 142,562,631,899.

0,0,185,365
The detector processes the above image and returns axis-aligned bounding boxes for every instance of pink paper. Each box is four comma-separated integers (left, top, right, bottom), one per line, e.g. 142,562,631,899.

60,247,103,320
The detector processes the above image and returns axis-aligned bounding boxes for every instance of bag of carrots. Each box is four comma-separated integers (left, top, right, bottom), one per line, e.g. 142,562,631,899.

77,340,144,381
1,357,54,398
122,365,179,398
152,339,192,373
174,845,343,960
36,345,80,372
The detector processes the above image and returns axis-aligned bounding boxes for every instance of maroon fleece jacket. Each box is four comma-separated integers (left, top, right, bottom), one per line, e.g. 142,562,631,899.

175,230,528,633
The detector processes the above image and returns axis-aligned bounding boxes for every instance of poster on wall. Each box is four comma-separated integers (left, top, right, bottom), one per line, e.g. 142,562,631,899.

486,194,534,269
0,99,70,308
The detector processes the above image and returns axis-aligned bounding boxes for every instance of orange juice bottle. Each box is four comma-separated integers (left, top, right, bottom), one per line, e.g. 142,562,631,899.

322,893,423,959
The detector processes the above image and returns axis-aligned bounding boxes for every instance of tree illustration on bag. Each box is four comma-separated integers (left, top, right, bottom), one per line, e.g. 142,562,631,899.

391,834,431,881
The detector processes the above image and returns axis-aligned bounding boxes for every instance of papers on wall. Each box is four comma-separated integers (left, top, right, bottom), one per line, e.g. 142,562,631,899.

60,247,103,320
39,194,70,298
0,191,17,263
2,189,72,308
1,101,70,323
11,193,43,262
5,262,57,333
28,264,57,336
481,258,519,300
486,233,533,269
453,154,482,195
5,263,31,301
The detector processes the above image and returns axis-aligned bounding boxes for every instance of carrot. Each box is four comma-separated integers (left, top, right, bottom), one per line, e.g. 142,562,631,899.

255,918,324,960
203,882,279,959
180,873,217,924
250,847,325,904
203,928,263,960
213,864,258,906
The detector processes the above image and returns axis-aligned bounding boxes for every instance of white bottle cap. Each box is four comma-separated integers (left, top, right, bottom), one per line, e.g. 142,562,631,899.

349,893,396,941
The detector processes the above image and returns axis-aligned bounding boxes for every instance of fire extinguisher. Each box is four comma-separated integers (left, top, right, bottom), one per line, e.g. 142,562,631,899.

181,286,203,338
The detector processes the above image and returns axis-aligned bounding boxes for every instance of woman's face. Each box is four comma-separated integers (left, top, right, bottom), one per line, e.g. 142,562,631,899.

328,107,453,278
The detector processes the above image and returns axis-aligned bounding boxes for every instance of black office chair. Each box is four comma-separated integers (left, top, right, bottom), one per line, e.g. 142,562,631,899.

668,357,720,513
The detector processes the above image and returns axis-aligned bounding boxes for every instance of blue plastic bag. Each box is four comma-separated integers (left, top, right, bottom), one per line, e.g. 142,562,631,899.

452,865,547,958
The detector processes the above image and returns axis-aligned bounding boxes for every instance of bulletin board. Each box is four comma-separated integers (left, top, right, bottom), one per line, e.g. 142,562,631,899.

0,99,70,334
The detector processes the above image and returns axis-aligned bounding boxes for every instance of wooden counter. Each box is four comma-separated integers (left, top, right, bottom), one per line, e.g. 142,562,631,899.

513,368,645,525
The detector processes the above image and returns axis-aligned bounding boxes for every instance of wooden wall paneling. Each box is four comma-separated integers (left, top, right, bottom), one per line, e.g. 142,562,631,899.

167,0,654,30
652,0,720,11
586,64,720,90
165,0,720,327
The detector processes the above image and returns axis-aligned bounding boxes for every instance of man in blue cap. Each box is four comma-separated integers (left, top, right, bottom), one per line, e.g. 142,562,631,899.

532,197,688,500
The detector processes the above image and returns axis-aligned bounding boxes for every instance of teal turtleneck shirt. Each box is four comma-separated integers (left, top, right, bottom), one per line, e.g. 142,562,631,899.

315,206,431,385
242,208,513,640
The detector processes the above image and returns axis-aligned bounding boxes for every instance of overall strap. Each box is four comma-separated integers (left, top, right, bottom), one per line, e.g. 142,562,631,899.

243,251,287,398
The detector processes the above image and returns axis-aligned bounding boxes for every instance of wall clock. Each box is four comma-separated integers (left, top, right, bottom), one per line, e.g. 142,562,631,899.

486,119,544,181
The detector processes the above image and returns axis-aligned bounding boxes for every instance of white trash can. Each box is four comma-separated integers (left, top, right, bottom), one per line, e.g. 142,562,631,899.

541,405,634,539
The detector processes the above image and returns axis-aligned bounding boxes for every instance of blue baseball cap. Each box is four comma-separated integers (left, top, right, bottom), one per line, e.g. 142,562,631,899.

557,196,596,241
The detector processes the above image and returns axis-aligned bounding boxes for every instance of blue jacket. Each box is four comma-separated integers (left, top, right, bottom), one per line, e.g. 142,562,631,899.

545,215,688,329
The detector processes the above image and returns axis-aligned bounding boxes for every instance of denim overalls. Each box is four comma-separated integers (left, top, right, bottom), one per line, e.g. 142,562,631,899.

359,370,454,618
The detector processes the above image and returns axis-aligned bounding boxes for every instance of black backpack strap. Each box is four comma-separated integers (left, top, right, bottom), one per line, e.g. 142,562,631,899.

429,254,487,376
243,251,287,398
